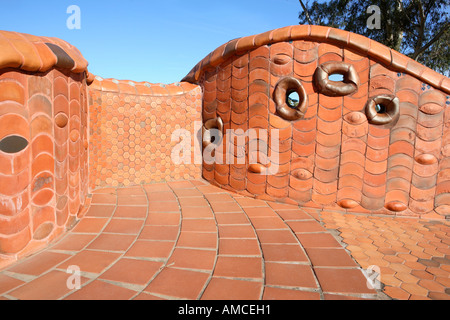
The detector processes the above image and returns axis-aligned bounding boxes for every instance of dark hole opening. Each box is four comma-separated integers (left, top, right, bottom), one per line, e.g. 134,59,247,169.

0,135,29,154
286,91,300,109
375,103,387,114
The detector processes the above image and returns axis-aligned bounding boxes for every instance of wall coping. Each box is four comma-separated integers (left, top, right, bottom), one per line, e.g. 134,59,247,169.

181,25,450,95
0,30,90,77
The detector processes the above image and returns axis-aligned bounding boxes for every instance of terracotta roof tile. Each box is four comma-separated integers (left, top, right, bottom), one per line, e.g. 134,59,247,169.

0,30,88,74
182,25,449,94
89,77,199,96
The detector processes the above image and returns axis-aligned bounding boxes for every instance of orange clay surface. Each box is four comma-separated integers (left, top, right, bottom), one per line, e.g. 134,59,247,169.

0,179,448,300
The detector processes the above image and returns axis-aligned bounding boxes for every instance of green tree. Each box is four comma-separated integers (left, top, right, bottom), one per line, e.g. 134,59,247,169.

298,0,449,75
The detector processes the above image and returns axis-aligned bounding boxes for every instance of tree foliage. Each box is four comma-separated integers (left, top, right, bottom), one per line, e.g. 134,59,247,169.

298,0,449,75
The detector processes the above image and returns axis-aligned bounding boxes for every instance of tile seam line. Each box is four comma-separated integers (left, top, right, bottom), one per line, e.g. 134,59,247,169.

56,187,122,299
128,183,183,300
192,182,221,300
266,203,326,299
0,188,120,299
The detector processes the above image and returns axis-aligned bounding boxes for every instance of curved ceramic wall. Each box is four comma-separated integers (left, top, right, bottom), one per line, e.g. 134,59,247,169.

0,31,90,256
87,78,202,190
184,25,450,219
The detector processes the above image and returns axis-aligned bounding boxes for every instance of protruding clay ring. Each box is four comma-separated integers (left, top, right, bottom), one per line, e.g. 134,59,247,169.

314,61,359,96
365,95,400,126
273,77,308,121
202,116,224,148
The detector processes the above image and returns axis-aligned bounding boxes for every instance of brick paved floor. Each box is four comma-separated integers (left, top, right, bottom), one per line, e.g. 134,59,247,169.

0,180,448,300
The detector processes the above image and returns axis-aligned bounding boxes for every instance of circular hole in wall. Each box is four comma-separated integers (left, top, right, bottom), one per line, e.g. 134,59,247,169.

314,62,359,96
365,95,400,126
0,135,29,154
274,77,308,121
286,91,300,109
375,103,387,114
329,73,344,82
202,117,224,148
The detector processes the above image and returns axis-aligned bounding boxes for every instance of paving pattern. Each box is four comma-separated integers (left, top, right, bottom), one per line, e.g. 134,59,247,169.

0,179,448,300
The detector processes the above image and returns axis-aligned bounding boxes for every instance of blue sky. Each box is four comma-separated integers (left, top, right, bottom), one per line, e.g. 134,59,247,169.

1,0,305,84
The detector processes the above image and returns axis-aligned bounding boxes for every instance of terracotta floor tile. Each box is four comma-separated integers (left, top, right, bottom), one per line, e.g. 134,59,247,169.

210,201,243,213
265,262,317,288
57,250,121,274
244,207,278,217
168,248,216,271
249,217,290,230
205,193,235,202
215,212,250,225
2,180,447,301
314,267,376,294
132,292,167,300
91,193,116,205
401,282,429,297
0,274,25,295
256,229,298,244
146,191,177,202
394,271,419,284
114,206,148,219
182,206,214,218
383,286,411,300
418,279,446,293
296,233,342,248
87,233,136,252
214,256,262,279
218,239,261,256
181,219,217,232
144,183,172,193
84,205,116,218
196,184,227,194
99,258,163,286
167,180,196,189
145,212,180,226
8,270,88,300
116,186,146,196
435,276,450,288
276,209,314,221
125,240,175,259
92,188,116,194
233,197,268,207
117,196,147,206
7,252,71,276
323,293,372,300
144,267,209,299
261,244,308,262
50,233,96,252
306,248,358,267
289,220,327,233
201,278,263,300
139,225,179,241
64,279,137,300
178,197,209,207
174,188,203,197
177,232,217,249
103,218,144,234
148,201,180,213
263,287,321,300
71,217,109,234
218,225,256,239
